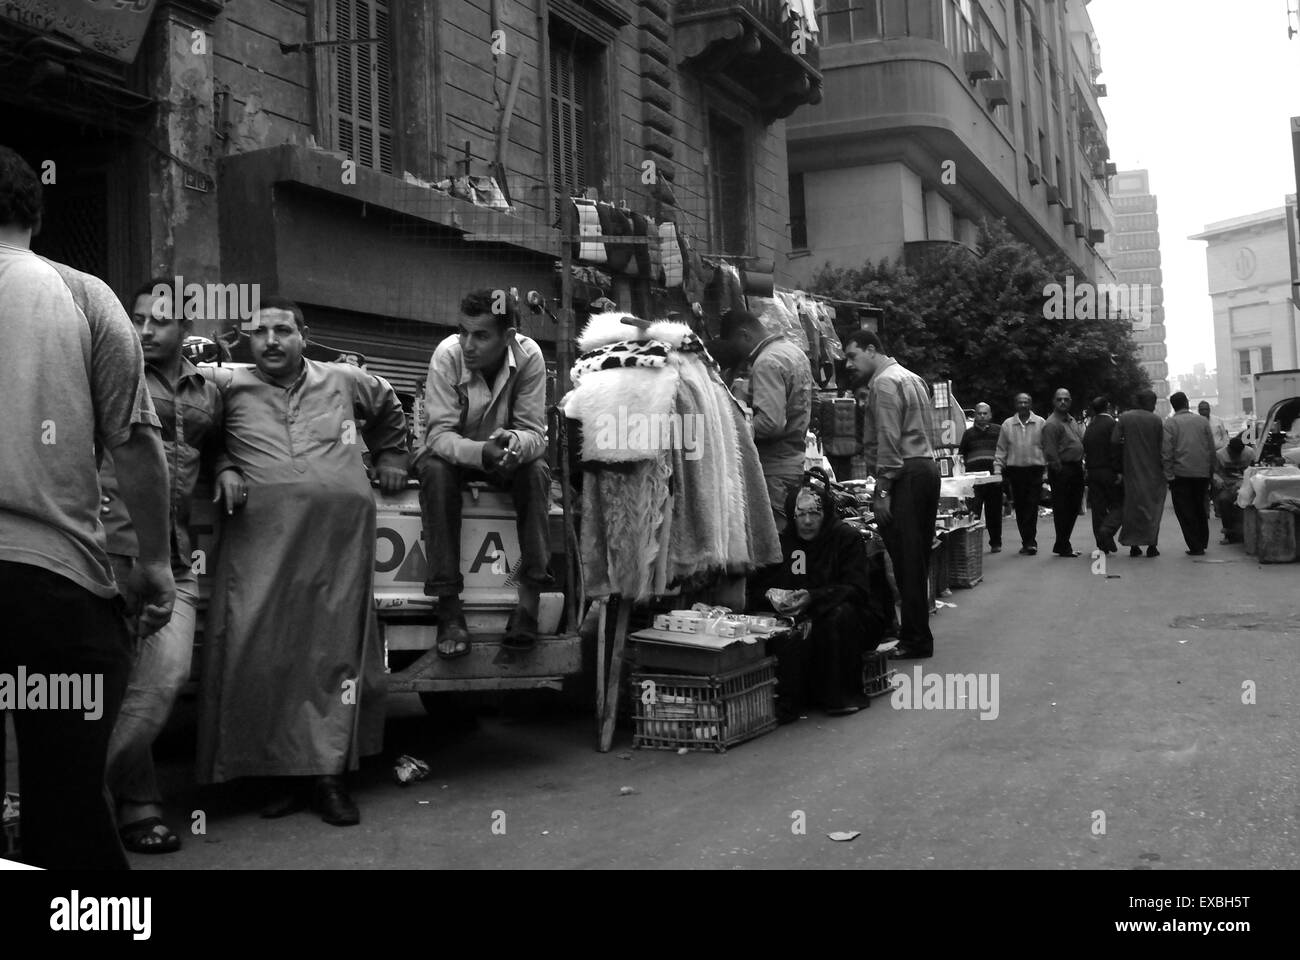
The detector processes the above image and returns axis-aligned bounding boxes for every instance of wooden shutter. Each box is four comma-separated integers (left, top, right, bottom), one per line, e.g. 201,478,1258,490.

334,0,394,174
550,38,588,204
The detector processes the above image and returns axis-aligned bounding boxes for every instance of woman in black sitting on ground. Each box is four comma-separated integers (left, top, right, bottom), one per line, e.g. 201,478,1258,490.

750,472,878,721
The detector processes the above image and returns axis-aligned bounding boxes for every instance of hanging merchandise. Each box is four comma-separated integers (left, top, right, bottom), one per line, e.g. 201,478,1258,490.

629,211,656,279
566,197,607,264
659,220,683,288
595,201,635,272
467,175,511,212
562,312,782,602
740,260,775,298
747,291,809,352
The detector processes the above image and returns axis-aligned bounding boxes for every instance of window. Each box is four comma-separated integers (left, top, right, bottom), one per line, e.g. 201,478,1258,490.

789,172,808,249
1261,346,1273,373
1239,350,1252,376
549,22,608,210
822,0,882,44
1243,397,1254,415
708,111,749,255
333,0,395,174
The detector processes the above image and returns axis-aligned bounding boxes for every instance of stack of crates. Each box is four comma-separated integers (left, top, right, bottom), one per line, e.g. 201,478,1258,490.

946,522,985,587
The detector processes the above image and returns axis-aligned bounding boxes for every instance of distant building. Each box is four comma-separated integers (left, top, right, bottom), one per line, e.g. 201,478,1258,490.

782,0,1116,289
1108,169,1170,415
1190,197,1300,419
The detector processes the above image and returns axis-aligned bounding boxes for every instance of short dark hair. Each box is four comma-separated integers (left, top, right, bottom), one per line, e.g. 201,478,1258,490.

1135,388,1157,408
460,288,516,333
719,309,765,340
254,295,306,332
129,276,182,318
0,146,43,231
1091,395,1109,415
844,329,885,353
1228,432,1245,454
1170,391,1189,411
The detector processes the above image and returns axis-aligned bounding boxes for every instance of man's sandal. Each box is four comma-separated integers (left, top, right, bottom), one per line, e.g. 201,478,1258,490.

119,816,181,855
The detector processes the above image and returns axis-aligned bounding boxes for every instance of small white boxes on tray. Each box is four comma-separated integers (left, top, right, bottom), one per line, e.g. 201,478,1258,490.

652,609,784,638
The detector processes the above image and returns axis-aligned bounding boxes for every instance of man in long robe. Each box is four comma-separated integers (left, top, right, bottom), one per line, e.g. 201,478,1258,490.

1112,389,1166,557
196,298,408,825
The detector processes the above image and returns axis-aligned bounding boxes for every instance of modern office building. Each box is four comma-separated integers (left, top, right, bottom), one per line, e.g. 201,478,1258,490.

782,0,1116,288
1190,196,1300,419
1108,168,1170,414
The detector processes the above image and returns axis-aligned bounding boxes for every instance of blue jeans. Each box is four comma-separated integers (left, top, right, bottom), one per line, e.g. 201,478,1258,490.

106,557,198,809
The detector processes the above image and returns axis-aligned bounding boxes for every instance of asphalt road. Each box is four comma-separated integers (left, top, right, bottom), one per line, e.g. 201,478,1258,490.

7,504,1298,869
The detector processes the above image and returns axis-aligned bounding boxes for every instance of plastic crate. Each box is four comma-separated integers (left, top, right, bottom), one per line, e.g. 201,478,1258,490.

946,522,985,588
862,650,896,698
631,658,778,752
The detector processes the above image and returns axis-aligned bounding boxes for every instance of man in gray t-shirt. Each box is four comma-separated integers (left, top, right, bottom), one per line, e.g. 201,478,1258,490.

0,146,173,870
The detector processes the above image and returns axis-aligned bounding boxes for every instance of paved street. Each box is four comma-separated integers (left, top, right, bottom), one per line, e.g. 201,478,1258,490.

7,505,1297,870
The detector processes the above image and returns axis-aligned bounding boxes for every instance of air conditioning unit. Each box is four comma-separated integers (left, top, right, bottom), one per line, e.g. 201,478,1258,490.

963,50,995,81
1088,228,1105,245
1093,82,1108,98
1073,221,1087,239
1045,183,1062,206
1026,158,1041,185
1104,161,1117,177
980,78,1009,108
1091,160,1106,179
1062,205,1075,225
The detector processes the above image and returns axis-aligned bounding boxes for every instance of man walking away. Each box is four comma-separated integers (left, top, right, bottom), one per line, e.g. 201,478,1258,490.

98,277,224,855
958,402,1002,552
1112,389,1166,557
1041,388,1086,557
844,331,940,661
994,393,1046,555
1082,396,1123,554
1164,391,1217,555
0,146,175,870
719,309,812,532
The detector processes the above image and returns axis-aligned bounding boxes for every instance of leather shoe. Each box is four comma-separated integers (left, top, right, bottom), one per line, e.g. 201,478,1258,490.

312,775,360,826
1130,546,1143,557
989,545,1002,553
1054,549,1081,558
1146,546,1160,558
888,646,932,660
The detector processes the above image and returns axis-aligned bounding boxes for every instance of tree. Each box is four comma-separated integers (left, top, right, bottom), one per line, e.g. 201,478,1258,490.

812,219,1149,419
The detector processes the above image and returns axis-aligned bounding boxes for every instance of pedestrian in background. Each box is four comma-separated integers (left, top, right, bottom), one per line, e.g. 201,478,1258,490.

958,401,1002,552
719,309,812,533
1082,396,1122,554
1198,401,1229,452
994,393,1046,555
1164,391,1217,556
844,331,940,661
1212,433,1254,544
1113,389,1166,558
0,146,174,870
1040,388,1086,557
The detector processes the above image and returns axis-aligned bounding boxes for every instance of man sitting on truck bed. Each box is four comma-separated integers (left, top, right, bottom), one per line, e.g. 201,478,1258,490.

415,289,555,659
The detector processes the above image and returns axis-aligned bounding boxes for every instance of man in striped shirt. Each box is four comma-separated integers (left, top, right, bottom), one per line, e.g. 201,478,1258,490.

845,331,940,661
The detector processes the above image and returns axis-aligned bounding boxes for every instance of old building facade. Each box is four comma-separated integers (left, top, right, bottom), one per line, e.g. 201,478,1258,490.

1,0,821,395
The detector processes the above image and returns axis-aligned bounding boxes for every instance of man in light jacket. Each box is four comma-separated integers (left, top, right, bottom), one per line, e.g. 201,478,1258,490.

1164,391,1217,555
994,393,1047,555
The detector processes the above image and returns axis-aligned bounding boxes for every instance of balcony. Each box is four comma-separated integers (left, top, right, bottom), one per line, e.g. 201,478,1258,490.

677,0,823,122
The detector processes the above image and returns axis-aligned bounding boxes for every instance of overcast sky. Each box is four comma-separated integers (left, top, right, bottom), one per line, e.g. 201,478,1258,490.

1088,0,1300,378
